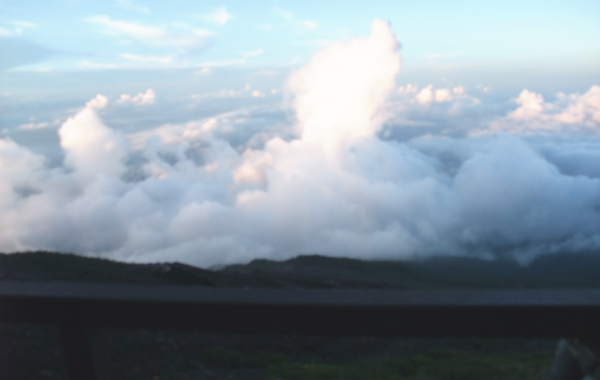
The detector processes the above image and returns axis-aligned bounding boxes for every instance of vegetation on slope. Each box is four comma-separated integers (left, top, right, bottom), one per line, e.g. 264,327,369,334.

2,250,600,289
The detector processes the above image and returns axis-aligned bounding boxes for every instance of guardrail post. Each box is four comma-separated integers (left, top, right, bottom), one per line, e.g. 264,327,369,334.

59,324,97,380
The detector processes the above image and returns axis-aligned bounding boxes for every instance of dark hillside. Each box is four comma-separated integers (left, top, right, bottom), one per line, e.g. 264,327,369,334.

225,252,600,289
2,250,600,289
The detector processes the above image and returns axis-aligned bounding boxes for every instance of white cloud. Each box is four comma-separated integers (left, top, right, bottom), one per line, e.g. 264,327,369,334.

120,54,173,63
287,20,400,152
59,105,127,182
453,86,465,95
85,94,108,109
86,15,215,55
435,88,453,102
87,15,164,38
415,85,433,104
555,85,600,125
411,84,473,106
383,84,483,137
191,89,243,100
195,67,212,75
273,7,318,32
18,122,49,130
487,86,600,133
0,26,21,37
0,27,13,37
80,60,117,69
191,83,281,101
200,7,233,25
509,89,546,120
12,21,37,29
398,84,418,94
1,21,599,267
191,28,214,37
0,21,38,37
301,20,318,30
117,89,156,105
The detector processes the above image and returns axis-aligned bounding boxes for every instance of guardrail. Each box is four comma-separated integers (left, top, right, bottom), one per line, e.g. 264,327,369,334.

1,281,600,380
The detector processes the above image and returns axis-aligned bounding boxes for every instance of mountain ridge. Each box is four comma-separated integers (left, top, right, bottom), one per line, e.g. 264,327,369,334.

1,250,600,289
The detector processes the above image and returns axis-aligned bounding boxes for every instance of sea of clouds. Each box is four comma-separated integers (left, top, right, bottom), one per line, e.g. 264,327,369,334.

1,20,599,267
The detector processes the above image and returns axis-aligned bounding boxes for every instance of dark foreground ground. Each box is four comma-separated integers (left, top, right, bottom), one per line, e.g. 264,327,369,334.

1,251,599,379
1,323,557,380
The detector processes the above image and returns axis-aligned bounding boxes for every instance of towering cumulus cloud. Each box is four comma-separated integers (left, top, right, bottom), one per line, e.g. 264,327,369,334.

288,19,400,152
1,20,599,266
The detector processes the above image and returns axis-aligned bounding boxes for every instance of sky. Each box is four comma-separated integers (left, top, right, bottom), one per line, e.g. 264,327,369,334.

0,1,599,267
1,0,599,71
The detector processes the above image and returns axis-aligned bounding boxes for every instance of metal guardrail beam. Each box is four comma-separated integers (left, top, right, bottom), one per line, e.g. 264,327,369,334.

1,282,600,338
2,282,600,379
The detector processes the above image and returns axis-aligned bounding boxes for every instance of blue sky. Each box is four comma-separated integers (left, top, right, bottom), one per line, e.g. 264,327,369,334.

1,0,599,73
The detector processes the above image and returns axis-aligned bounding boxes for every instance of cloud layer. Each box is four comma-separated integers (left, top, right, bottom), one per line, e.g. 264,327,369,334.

86,15,215,55
1,20,599,267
